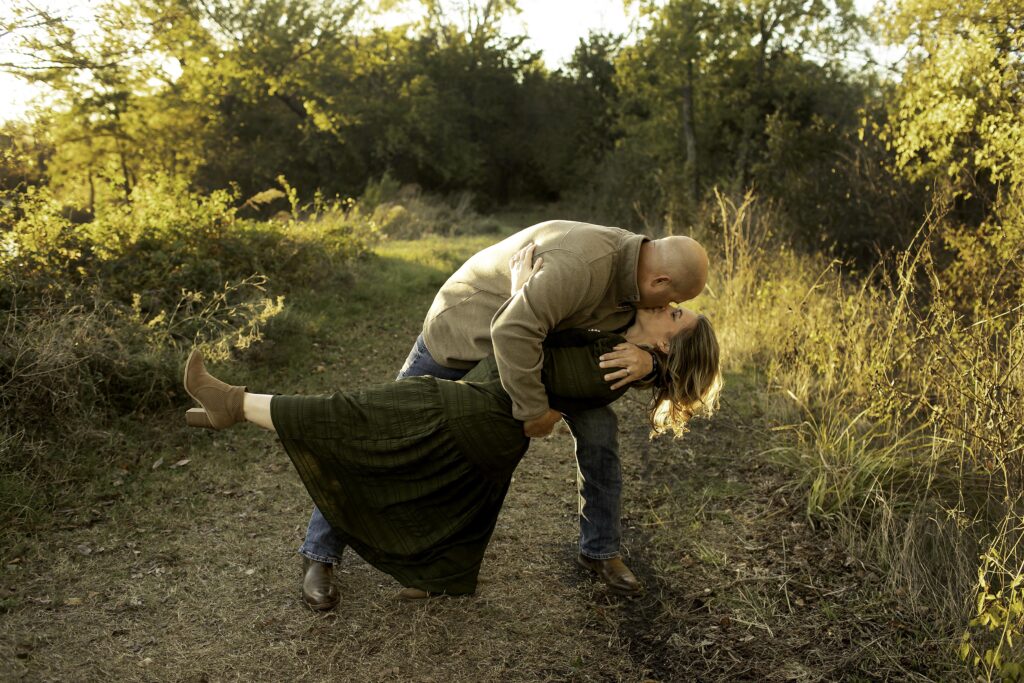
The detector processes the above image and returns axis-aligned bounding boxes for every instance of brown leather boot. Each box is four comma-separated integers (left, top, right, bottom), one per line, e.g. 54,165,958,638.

576,554,642,595
302,558,340,611
183,349,246,430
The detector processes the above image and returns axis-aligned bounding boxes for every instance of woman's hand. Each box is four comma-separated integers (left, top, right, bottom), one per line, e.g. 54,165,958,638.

599,343,655,390
509,243,543,295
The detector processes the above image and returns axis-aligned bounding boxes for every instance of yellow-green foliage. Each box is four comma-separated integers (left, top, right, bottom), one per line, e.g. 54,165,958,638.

943,196,1024,318
0,174,379,528
963,544,1024,680
1,174,379,304
884,0,1024,191
360,175,500,240
693,188,1024,677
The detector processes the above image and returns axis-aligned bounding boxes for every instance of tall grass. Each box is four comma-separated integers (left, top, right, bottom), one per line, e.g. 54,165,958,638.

358,173,501,239
694,188,1024,678
0,174,380,532
0,172,503,533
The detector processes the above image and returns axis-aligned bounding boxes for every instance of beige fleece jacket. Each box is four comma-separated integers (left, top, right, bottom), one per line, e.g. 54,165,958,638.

421,220,644,421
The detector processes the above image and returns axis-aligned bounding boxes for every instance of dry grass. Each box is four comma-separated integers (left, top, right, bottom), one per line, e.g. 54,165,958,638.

0,229,962,681
691,189,1024,678
0,234,641,682
615,382,960,681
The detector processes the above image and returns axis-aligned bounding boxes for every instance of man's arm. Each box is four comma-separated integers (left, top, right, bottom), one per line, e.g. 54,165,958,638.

490,253,596,434
507,242,561,437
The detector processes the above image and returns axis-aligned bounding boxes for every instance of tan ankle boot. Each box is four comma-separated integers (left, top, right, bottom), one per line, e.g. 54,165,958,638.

183,349,246,430
397,587,433,600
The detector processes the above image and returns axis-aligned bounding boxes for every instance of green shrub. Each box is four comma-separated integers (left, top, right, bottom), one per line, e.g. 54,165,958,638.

359,171,403,213
1,174,380,305
364,183,499,239
0,174,378,530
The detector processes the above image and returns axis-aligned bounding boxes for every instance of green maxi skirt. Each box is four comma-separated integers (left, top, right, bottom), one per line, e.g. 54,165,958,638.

269,331,628,596
270,359,530,595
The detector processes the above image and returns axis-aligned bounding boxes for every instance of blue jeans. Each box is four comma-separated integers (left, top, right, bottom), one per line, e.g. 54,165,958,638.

564,405,622,560
298,334,622,563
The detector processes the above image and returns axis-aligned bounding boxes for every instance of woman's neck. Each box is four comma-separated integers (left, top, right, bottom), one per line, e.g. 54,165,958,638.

623,324,644,346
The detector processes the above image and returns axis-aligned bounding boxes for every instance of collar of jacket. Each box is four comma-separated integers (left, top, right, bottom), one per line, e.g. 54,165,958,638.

613,233,647,309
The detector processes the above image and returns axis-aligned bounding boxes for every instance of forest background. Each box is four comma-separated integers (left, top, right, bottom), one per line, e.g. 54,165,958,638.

1,0,1022,680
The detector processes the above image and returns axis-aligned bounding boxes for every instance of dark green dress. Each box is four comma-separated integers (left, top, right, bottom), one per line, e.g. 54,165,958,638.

270,330,628,595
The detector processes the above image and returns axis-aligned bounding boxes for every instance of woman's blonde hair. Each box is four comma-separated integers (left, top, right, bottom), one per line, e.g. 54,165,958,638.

641,314,722,437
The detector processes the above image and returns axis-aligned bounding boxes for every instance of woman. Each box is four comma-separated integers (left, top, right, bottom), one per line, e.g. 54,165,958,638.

183,248,721,598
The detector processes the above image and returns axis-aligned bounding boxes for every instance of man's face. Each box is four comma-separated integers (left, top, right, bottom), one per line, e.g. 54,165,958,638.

637,279,672,308
638,278,696,307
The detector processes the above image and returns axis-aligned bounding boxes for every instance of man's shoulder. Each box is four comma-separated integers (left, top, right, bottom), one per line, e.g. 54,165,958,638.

528,219,629,241
531,221,636,262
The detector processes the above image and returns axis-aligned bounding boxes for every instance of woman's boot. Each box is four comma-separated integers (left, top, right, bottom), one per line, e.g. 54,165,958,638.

183,349,246,430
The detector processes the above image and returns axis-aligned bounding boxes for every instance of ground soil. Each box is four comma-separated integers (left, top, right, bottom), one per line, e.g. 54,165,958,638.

0,237,959,681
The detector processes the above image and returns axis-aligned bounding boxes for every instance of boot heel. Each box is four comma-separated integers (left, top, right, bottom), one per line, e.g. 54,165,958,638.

186,408,214,429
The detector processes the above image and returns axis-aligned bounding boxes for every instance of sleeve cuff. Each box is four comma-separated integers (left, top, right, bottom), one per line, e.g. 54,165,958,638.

515,406,552,422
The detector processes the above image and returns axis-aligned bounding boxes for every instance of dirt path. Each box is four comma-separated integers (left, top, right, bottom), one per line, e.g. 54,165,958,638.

1,237,955,681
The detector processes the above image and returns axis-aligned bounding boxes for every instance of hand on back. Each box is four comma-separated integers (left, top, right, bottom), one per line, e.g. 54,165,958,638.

509,243,544,295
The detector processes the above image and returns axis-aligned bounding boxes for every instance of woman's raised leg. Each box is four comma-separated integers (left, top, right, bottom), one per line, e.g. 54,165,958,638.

243,393,275,431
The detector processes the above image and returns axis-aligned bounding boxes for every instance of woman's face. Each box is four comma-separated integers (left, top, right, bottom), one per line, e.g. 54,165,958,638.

631,305,699,353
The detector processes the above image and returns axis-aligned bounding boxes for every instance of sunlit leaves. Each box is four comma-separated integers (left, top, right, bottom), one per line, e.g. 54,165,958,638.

883,0,1024,193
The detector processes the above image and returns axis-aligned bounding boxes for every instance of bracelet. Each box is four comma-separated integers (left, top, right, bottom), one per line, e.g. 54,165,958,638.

641,350,659,381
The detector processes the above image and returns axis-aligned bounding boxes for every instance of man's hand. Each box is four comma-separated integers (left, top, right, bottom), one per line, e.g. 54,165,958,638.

599,343,654,390
509,243,543,295
523,408,563,438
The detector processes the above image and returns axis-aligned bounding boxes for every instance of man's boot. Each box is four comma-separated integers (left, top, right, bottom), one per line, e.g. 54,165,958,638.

576,554,641,595
302,558,340,610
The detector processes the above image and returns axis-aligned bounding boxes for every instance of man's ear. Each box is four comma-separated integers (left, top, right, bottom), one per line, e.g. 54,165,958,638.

652,275,671,289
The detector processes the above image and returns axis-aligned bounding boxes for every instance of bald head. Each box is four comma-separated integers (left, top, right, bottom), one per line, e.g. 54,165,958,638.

636,235,708,306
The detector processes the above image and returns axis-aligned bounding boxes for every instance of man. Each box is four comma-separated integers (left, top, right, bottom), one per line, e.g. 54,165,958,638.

300,220,708,608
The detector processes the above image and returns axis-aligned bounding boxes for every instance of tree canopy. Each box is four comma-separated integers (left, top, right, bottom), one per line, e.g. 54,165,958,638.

0,0,1019,253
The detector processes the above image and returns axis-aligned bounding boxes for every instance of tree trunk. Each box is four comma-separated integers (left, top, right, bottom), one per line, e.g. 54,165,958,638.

87,172,95,215
119,148,132,202
680,56,698,208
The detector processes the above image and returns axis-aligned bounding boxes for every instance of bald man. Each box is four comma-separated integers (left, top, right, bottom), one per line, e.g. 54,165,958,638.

299,221,708,608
